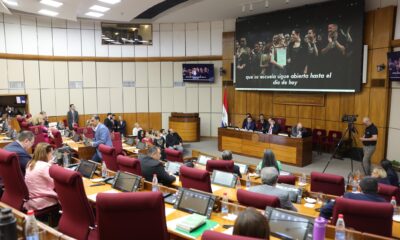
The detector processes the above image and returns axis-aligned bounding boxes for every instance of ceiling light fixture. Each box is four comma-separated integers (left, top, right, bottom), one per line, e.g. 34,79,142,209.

98,0,120,5
85,11,104,17
3,0,18,6
249,3,253,11
38,9,59,16
89,5,110,12
265,0,269,8
40,0,63,8
286,0,289,3
130,27,137,31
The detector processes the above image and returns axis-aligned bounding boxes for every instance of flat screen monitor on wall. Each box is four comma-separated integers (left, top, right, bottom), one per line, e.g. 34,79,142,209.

182,64,215,83
234,0,364,92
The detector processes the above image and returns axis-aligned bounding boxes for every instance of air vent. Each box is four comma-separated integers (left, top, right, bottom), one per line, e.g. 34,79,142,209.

69,81,83,89
9,81,25,89
370,79,385,87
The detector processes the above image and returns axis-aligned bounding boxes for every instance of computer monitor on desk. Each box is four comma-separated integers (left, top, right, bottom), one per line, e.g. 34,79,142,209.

197,155,212,165
211,170,237,188
174,188,216,219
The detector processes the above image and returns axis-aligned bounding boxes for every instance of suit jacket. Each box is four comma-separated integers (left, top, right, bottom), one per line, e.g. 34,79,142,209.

291,126,307,138
320,192,386,219
4,141,32,176
233,165,242,178
256,120,268,132
92,123,113,157
118,120,127,136
67,110,79,129
140,155,176,186
248,184,297,211
166,133,183,148
103,117,114,131
243,121,256,131
265,123,280,134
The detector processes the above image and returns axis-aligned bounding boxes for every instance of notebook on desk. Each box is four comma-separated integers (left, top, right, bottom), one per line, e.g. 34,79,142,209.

197,155,212,165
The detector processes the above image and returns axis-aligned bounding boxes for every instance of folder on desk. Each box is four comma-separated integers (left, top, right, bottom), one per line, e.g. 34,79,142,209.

176,214,206,232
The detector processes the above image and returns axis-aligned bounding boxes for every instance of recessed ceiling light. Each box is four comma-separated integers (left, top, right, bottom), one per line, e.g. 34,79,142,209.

98,0,120,5
89,5,110,12
40,0,63,8
38,9,59,16
85,11,104,18
3,0,18,6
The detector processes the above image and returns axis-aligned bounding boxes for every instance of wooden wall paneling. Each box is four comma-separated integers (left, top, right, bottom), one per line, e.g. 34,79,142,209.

285,117,298,127
149,112,162,130
222,60,232,81
369,88,389,128
354,88,370,125
233,90,247,114
222,32,234,60
370,48,390,81
372,6,394,49
232,114,245,128
365,50,373,88
123,113,137,135
312,119,326,130
325,93,341,121
259,92,273,116
298,106,313,119
136,113,149,130
364,11,374,49
339,93,355,120
312,106,326,120
298,118,312,128
272,104,285,117
98,114,107,123
273,93,325,106
246,92,260,117
325,121,340,132
285,105,299,118
227,85,235,115
372,127,386,164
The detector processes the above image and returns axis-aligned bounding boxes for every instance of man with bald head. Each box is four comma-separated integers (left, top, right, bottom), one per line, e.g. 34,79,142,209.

360,117,378,175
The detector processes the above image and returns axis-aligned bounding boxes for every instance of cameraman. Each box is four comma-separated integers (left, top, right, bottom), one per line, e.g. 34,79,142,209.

360,117,378,175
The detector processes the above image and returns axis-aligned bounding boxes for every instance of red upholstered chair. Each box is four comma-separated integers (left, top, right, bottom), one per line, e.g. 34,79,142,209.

20,121,31,131
332,197,393,237
202,230,264,240
110,132,125,155
50,129,63,148
165,148,183,162
312,129,327,154
310,172,345,196
273,117,286,132
206,160,234,173
98,144,119,171
284,125,292,136
29,126,50,149
82,127,94,139
116,155,142,176
96,192,169,240
49,165,96,240
323,131,342,153
378,183,400,203
236,189,280,210
180,165,212,193
277,175,296,185
142,137,153,146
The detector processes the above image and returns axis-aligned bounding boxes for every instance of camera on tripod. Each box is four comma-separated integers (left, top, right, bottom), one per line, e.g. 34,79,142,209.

342,114,358,123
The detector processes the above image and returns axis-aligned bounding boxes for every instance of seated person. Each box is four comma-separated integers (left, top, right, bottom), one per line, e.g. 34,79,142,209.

243,116,256,131
139,146,176,186
266,118,280,134
256,149,282,173
132,122,142,138
248,167,297,212
291,122,307,138
166,129,183,152
256,114,268,132
241,113,252,129
153,131,166,160
24,143,58,211
4,131,35,176
221,150,242,178
371,167,391,185
233,207,270,239
381,159,399,187
320,177,386,220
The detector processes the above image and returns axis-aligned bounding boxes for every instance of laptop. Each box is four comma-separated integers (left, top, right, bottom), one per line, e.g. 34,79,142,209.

165,161,182,175
71,133,80,142
82,136,92,147
265,207,313,240
276,183,303,203
234,162,248,175
197,155,212,165
6,129,16,140
174,188,216,219
76,160,98,179
136,141,146,150
125,137,135,146
211,170,238,188
112,171,142,192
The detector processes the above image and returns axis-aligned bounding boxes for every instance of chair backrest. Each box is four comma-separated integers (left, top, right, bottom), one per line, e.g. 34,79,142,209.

116,155,142,176
272,117,286,130
236,189,280,209
179,165,212,193
96,192,169,240
165,148,183,162
277,175,296,185
202,230,264,240
312,129,327,140
29,126,50,148
206,160,234,173
98,144,118,171
20,121,31,131
50,129,63,148
49,165,95,240
310,171,345,196
378,183,400,203
0,149,29,210
332,197,393,237
327,130,342,141
111,132,123,155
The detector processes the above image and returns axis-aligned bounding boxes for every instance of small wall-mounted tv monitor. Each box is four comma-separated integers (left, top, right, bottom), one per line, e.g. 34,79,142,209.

182,64,214,83
388,51,400,81
16,96,26,104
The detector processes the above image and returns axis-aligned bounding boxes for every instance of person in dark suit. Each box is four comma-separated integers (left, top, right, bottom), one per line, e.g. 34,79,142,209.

66,104,79,130
291,122,307,138
111,114,119,133
256,114,268,132
320,177,386,220
140,146,176,186
166,129,183,152
381,159,399,187
90,115,113,163
266,118,280,134
243,116,256,131
3,131,35,176
117,115,127,137
241,113,252,129
221,150,242,178
103,113,114,132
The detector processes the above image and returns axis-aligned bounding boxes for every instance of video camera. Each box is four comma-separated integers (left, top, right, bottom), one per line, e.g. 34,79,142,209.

342,114,358,123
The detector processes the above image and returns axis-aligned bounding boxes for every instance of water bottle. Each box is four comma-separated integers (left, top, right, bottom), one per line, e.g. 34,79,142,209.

246,174,251,188
0,208,17,240
301,173,307,185
25,210,39,240
152,174,159,192
101,161,108,178
313,217,327,240
334,214,346,240
221,193,229,215
351,179,358,192
236,176,242,189
391,196,398,215
63,152,69,167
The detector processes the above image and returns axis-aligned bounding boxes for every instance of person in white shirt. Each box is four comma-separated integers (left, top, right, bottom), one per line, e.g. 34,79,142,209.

132,123,142,138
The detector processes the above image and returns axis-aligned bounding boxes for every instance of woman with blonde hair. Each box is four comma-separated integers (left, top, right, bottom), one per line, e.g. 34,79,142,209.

371,167,391,186
24,142,58,210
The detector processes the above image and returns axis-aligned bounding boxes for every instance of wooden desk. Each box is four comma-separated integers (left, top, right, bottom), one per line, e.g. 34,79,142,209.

218,128,313,167
0,134,13,148
169,112,200,142
63,137,95,160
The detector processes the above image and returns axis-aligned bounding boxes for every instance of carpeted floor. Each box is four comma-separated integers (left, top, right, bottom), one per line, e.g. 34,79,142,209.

184,137,365,179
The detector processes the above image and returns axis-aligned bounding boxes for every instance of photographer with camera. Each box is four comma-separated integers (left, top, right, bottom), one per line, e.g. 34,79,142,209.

360,117,378,175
